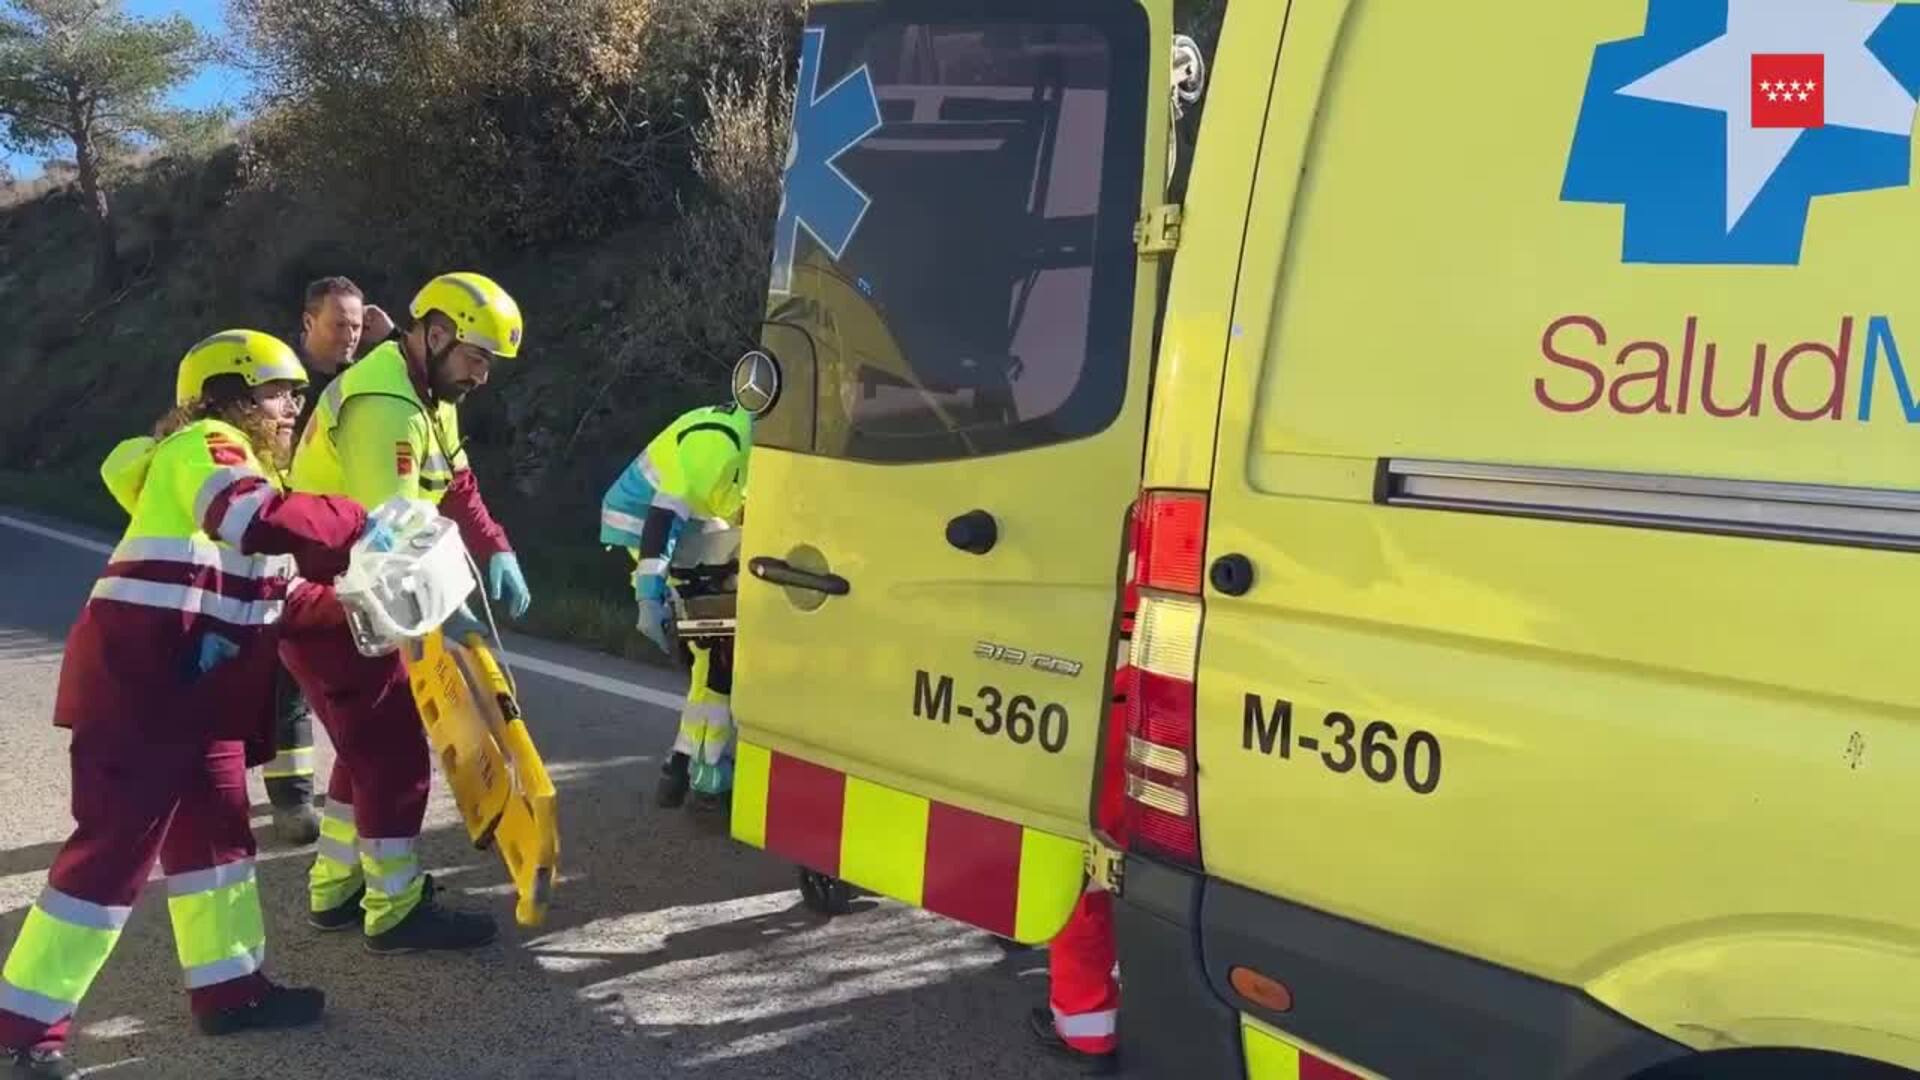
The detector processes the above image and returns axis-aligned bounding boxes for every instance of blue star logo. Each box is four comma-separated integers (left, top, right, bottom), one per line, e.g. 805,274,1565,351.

1563,0,1920,266
770,28,884,295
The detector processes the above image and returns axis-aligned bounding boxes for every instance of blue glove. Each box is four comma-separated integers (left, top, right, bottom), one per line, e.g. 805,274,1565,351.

191,631,240,677
442,603,490,645
487,551,531,619
636,596,673,655
359,515,396,553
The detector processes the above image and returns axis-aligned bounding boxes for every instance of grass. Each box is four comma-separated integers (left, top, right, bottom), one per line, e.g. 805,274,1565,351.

0,467,674,669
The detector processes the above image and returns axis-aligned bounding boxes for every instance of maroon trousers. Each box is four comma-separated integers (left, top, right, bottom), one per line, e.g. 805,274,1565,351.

278,587,429,843
1048,888,1120,1054
0,740,269,1053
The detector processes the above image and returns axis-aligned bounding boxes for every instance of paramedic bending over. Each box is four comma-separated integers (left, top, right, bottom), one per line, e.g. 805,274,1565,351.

600,401,751,811
0,331,380,1078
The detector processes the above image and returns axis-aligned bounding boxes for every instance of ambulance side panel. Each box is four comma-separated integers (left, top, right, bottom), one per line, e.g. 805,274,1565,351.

1178,0,1920,1075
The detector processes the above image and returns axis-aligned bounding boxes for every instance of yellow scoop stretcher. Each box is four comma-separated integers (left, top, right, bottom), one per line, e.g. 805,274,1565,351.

402,629,560,928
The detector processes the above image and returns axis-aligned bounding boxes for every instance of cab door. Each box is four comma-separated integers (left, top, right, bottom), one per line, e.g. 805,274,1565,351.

731,0,1173,943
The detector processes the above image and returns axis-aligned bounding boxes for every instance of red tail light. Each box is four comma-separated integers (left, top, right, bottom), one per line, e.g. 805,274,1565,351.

1136,490,1208,594
1105,490,1207,869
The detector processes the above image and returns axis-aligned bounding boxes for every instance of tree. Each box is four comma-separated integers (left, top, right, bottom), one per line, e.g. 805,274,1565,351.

0,0,218,292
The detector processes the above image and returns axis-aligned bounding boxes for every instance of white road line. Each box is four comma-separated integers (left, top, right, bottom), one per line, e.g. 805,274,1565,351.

0,512,685,709
501,652,685,711
0,514,112,556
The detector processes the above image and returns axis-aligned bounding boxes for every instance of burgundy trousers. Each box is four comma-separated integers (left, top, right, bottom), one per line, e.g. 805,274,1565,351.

0,739,269,1053
278,586,429,843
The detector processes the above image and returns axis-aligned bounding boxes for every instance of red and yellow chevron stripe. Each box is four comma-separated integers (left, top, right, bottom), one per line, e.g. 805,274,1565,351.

1243,1020,1368,1080
732,741,1087,943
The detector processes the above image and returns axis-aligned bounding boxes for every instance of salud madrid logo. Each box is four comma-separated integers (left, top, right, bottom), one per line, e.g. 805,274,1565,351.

1562,0,1920,266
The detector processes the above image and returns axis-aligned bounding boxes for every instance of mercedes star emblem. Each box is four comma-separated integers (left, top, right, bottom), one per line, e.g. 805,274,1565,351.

732,350,782,417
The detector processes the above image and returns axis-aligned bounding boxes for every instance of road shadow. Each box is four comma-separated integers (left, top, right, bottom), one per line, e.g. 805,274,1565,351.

0,737,1088,1080
0,532,1092,1078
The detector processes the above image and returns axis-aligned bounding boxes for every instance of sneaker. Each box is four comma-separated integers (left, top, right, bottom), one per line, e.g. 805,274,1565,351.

273,804,321,846
1026,1008,1119,1075
6,1048,75,1079
195,984,326,1037
365,880,496,955
655,753,691,808
307,883,366,932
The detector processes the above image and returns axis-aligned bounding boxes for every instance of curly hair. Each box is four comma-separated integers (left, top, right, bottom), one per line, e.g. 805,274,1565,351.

152,375,293,472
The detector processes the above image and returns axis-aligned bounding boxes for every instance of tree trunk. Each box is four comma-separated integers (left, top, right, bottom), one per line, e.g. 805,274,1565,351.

69,120,116,296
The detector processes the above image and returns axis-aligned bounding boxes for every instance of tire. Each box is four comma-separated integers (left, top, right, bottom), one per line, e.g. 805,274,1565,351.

797,867,853,915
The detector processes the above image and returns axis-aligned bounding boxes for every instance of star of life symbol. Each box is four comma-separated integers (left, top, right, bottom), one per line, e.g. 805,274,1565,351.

1563,0,1920,265
768,28,883,295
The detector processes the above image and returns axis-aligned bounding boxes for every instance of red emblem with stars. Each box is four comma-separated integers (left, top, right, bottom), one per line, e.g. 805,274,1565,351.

1751,53,1824,129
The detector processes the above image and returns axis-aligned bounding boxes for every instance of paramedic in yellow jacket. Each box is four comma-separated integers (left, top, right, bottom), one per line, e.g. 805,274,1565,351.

282,272,526,951
600,403,750,810
0,332,378,1077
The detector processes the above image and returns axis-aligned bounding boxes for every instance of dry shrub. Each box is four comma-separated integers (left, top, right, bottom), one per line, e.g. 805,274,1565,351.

231,0,802,260
517,5,798,485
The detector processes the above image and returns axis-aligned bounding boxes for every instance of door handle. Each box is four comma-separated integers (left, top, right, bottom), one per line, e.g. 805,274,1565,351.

748,557,851,596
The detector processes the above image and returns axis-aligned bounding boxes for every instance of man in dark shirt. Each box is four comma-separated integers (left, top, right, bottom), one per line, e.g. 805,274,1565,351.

264,276,393,844
295,276,394,434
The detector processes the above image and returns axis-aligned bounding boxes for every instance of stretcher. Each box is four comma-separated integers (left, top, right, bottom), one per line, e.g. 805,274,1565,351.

667,521,740,643
336,497,562,928
403,629,560,928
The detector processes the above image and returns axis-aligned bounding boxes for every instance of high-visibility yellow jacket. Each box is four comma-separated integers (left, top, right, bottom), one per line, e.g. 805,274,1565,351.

291,341,511,559
599,403,750,600
59,419,367,758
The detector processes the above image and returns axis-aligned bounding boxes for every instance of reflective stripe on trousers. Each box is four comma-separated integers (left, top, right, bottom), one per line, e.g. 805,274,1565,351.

672,701,735,766
0,888,129,1027
307,800,424,934
359,838,423,935
309,799,362,911
165,859,266,990
263,746,315,779
1049,889,1119,1054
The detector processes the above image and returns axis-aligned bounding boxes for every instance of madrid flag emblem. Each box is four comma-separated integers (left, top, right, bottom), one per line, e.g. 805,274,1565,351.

1751,53,1824,128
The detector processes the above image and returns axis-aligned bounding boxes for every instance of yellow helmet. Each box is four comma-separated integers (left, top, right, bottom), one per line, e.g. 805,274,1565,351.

176,330,308,405
409,271,524,359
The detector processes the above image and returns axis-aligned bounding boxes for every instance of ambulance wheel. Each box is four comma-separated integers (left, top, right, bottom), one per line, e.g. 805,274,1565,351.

798,867,852,916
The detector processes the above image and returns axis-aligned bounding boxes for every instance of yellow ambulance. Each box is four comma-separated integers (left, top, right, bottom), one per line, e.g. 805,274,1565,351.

730,1,1920,1077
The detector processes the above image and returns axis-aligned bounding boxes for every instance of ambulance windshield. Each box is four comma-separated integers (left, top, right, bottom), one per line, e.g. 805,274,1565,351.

755,2,1148,464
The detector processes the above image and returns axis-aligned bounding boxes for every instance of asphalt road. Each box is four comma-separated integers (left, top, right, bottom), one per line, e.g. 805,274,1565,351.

0,509,1082,1080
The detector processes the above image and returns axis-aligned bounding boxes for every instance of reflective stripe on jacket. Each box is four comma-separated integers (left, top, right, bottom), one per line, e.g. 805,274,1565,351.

291,341,464,505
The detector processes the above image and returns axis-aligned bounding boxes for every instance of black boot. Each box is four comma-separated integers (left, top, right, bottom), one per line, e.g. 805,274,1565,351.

195,984,326,1037
365,877,497,955
307,882,366,932
271,803,321,846
6,1048,75,1079
655,752,691,808
1027,1007,1119,1075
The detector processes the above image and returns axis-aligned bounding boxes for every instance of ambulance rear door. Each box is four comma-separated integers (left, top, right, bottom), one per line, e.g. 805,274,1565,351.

730,0,1173,943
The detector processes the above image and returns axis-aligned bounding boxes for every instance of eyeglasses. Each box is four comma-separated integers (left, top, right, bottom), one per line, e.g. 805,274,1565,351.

254,385,307,408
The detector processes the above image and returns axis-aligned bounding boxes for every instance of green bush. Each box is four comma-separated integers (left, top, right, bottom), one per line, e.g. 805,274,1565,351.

231,0,802,261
